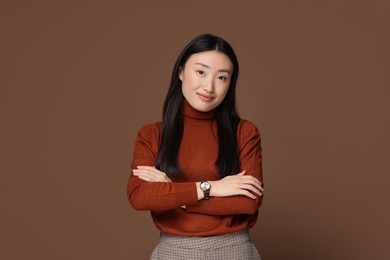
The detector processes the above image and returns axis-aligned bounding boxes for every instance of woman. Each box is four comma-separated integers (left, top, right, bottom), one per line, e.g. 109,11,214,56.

127,34,264,259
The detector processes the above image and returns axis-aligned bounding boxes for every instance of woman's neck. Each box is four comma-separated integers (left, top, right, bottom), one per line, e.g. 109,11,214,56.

182,99,215,120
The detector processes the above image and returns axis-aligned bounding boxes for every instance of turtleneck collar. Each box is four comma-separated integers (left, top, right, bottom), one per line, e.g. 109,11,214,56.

183,99,215,120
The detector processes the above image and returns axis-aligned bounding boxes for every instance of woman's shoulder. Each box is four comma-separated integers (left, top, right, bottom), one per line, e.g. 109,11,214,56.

237,119,262,144
238,119,261,134
138,121,162,132
136,121,163,140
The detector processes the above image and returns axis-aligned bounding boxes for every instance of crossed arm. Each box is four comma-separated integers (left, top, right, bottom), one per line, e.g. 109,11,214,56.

127,121,264,215
133,166,263,201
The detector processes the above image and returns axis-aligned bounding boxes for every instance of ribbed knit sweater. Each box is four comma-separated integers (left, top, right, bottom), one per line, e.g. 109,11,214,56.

127,101,263,236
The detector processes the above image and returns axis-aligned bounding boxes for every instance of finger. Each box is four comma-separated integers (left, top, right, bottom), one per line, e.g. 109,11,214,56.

238,189,257,199
133,173,152,182
133,170,162,181
235,180,262,194
137,166,156,172
134,169,172,183
136,167,161,175
136,174,161,182
137,166,156,170
250,182,264,193
246,178,263,192
141,167,166,176
132,169,141,176
239,176,263,191
239,184,262,197
133,171,150,178
237,170,246,176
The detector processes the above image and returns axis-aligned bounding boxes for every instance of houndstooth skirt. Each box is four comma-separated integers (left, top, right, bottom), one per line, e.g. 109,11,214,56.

150,229,261,260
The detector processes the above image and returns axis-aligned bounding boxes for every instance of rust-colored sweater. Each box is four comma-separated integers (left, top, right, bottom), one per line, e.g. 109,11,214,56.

127,101,263,237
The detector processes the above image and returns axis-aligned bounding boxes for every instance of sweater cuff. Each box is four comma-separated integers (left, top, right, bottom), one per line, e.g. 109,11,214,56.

176,182,199,206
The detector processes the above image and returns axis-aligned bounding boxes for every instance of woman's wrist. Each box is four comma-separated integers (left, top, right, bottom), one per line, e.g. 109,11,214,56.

196,182,204,200
208,181,216,197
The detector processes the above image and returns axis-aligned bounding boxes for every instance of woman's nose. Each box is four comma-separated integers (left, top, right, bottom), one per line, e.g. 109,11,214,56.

203,78,214,92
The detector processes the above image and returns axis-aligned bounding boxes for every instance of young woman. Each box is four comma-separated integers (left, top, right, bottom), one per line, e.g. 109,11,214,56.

127,34,264,259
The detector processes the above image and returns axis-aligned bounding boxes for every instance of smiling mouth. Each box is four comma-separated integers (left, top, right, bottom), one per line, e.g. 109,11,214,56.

197,93,215,101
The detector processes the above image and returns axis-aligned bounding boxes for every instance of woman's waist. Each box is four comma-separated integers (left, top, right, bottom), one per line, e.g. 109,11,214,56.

151,209,257,237
158,229,251,250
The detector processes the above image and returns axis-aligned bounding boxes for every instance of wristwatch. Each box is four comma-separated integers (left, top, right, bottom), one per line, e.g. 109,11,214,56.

200,181,211,200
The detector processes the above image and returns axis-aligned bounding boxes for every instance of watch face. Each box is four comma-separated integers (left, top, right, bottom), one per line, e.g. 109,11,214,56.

200,182,210,191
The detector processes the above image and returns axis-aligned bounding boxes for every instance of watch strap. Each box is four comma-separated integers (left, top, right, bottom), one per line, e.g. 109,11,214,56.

203,189,210,200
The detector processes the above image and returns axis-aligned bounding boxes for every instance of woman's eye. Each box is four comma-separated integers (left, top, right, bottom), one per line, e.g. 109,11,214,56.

196,70,205,76
217,76,226,81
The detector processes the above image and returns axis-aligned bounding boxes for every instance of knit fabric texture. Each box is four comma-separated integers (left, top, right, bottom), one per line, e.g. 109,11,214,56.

127,100,263,237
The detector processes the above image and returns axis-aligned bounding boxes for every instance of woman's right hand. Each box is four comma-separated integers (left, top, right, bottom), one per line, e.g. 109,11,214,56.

132,166,172,183
209,171,263,199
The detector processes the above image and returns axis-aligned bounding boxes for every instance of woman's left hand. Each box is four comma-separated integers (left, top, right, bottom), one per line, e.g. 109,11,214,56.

132,166,172,183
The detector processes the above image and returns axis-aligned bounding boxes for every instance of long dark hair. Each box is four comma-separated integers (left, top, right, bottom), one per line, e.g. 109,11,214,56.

156,34,240,177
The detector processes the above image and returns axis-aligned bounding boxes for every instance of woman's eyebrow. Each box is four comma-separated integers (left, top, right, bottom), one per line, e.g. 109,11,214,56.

195,62,231,74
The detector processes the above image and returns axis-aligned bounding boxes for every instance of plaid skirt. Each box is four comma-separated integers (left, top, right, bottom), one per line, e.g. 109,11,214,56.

150,229,261,260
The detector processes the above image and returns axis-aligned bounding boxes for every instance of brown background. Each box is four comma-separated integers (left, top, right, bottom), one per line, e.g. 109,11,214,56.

1,0,389,259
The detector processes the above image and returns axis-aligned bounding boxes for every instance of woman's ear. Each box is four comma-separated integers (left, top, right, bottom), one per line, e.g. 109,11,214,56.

178,67,183,81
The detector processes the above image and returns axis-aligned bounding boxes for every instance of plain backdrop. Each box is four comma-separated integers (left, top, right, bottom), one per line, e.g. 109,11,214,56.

1,0,389,259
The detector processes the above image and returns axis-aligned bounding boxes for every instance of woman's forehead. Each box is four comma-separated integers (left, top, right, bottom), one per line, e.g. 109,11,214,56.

186,51,233,71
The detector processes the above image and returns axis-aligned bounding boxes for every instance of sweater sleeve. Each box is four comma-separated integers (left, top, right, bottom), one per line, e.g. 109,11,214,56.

127,123,199,211
185,120,263,215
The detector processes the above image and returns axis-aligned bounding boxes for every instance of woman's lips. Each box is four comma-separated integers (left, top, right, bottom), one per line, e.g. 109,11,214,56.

197,93,215,101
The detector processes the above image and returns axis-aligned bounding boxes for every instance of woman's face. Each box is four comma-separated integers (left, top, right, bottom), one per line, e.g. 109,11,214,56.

179,50,233,112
